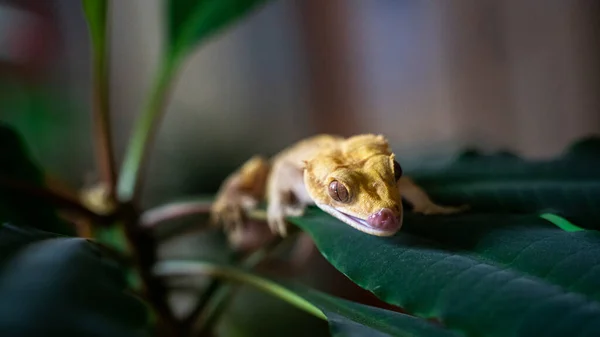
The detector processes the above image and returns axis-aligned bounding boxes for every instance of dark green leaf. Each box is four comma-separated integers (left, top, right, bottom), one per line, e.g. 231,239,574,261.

292,285,461,337
290,208,600,337
166,0,271,63
0,124,42,185
0,223,150,336
0,123,73,235
409,136,600,229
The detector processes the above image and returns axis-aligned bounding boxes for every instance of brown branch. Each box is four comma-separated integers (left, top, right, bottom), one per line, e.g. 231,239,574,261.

121,203,180,336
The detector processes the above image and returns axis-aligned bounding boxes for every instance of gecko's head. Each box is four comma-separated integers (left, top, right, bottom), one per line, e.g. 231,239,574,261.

303,134,403,236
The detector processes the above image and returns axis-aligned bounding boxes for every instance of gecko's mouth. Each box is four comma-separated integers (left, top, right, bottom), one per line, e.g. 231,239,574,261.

316,204,402,237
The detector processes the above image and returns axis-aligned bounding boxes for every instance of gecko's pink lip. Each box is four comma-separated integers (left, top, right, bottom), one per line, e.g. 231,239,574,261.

348,212,401,232
316,204,402,237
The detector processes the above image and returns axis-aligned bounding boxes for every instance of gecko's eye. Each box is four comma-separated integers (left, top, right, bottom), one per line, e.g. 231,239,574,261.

393,160,403,181
328,180,350,203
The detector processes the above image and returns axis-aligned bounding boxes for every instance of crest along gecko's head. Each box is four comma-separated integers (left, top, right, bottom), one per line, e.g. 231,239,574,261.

303,134,404,236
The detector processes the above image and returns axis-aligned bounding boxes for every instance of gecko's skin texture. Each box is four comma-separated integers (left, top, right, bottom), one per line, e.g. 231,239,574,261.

211,134,468,237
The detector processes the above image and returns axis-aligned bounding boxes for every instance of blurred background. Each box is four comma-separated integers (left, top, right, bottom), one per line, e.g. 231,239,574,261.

2,0,600,207
1,0,600,335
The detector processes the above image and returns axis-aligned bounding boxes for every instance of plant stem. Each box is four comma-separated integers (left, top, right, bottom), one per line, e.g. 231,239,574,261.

140,198,213,228
121,203,180,336
91,30,117,199
193,283,235,337
191,235,297,336
179,278,221,336
153,260,327,321
117,59,179,204
82,0,117,198
140,200,267,235
139,198,284,335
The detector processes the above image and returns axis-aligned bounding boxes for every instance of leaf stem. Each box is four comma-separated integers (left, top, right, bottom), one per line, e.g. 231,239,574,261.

82,0,117,198
91,28,117,198
191,234,299,336
117,59,179,204
180,237,288,334
539,213,585,232
153,260,327,321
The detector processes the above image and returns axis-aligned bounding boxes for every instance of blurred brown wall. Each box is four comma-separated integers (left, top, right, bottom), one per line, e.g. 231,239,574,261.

3,0,599,204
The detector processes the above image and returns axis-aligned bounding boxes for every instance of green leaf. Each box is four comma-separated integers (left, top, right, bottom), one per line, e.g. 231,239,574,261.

166,0,271,63
81,0,108,61
155,260,460,337
0,223,150,336
0,123,74,235
289,208,600,337
409,136,600,229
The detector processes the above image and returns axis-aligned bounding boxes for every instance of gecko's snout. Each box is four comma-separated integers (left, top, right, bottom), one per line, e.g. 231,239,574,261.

367,208,401,231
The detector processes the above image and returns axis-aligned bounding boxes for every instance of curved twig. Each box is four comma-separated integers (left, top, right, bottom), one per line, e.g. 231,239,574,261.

140,199,213,228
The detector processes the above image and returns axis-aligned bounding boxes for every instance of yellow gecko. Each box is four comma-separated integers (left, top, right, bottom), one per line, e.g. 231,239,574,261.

210,134,467,237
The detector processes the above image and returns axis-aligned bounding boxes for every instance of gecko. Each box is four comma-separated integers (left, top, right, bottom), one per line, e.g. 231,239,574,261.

210,134,468,237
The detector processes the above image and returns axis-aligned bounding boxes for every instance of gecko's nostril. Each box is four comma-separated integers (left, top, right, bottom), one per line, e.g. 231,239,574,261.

367,208,401,231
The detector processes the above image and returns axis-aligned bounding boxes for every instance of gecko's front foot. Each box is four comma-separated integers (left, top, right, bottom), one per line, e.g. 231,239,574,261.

266,202,306,237
211,195,256,232
267,203,288,237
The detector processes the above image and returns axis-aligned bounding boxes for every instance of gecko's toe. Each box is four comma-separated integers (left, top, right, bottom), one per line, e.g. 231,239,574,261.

439,204,469,214
211,200,247,233
278,220,288,237
211,210,225,227
232,207,243,225
267,217,280,234
285,206,305,217
209,211,219,226
267,215,286,237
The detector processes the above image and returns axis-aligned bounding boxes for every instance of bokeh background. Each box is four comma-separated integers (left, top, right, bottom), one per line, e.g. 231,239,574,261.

2,0,600,335
3,0,600,206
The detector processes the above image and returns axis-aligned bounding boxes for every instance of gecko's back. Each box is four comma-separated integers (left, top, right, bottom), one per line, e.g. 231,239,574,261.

270,134,345,168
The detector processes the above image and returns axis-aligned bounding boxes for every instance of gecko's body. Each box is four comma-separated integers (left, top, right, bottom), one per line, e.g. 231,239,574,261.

211,134,466,237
